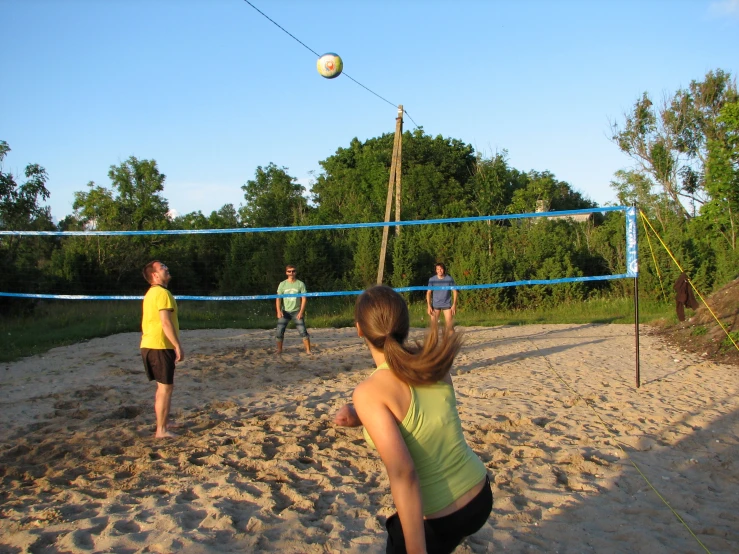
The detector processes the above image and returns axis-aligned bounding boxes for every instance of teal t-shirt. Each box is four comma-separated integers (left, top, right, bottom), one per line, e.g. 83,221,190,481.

277,279,307,313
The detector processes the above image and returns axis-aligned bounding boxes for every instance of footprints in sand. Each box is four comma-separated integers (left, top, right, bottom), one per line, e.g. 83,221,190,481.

1,326,739,552
0,329,387,551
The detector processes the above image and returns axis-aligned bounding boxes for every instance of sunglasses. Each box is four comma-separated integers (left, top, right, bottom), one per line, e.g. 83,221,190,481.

286,270,296,273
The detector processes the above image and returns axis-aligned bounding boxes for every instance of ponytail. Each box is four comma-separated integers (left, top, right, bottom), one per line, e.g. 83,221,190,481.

355,285,462,385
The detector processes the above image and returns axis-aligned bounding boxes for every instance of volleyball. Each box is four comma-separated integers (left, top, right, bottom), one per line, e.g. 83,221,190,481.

317,52,343,79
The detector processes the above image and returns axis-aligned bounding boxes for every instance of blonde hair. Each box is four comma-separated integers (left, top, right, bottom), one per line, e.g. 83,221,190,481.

355,285,462,385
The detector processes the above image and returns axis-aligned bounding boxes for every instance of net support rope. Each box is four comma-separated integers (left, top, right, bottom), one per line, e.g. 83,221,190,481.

528,335,712,553
639,210,739,354
640,214,668,302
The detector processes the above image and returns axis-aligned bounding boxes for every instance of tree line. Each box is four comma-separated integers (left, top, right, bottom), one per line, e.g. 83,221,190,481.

1,70,737,313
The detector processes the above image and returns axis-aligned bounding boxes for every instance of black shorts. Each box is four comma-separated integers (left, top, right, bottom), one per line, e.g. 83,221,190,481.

141,348,176,384
385,475,492,554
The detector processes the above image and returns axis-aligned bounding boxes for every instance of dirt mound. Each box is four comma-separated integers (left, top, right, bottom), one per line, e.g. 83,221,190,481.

653,276,739,367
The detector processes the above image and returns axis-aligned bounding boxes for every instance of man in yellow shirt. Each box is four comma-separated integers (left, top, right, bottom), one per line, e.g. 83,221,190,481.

140,260,184,438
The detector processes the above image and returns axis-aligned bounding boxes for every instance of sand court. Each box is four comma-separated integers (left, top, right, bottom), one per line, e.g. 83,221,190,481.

1,324,737,553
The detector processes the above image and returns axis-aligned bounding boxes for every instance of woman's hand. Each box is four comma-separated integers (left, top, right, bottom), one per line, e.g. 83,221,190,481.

334,403,362,427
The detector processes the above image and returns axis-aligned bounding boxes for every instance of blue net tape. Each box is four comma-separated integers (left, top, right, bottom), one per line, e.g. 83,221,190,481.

0,207,637,299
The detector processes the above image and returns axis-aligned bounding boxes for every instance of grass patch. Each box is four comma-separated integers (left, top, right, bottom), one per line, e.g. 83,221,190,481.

1,301,142,363
721,330,739,349
0,295,674,364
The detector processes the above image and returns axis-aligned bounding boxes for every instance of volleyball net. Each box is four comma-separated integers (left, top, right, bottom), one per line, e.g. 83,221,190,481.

0,206,638,303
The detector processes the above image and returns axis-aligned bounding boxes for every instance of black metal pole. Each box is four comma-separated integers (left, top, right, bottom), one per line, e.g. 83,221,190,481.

634,275,640,388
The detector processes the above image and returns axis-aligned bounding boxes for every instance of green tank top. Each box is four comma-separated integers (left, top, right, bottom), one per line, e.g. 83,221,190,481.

362,364,488,515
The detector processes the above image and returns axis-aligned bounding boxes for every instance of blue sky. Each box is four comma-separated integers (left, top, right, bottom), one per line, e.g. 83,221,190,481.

2,0,738,221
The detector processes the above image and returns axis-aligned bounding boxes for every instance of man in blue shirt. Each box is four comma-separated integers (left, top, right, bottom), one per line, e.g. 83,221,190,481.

426,262,458,332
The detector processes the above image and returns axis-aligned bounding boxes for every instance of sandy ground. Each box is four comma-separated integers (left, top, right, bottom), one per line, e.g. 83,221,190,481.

0,324,737,553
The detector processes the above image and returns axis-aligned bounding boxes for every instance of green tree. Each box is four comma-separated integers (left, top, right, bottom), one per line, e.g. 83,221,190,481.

611,69,738,219
312,135,395,225
507,170,596,214
0,141,53,230
470,150,525,216
0,141,56,298
54,156,172,292
399,130,476,219
609,169,681,234
239,163,308,227
72,156,170,231
312,130,477,224
311,130,478,291
703,101,739,251
224,165,316,294
168,204,242,295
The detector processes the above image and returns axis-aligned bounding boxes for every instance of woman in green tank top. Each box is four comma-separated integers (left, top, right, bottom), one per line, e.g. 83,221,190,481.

335,285,492,554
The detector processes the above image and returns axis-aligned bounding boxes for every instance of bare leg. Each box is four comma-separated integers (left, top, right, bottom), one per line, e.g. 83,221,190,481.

430,308,441,325
276,340,283,355
442,308,455,333
303,338,311,354
155,383,176,438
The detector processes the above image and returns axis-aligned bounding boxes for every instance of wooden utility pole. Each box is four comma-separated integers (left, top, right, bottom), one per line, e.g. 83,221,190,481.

377,105,404,284
394,109,403,237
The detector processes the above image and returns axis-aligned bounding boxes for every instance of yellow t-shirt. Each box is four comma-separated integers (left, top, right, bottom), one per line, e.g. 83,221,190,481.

140,285,179,349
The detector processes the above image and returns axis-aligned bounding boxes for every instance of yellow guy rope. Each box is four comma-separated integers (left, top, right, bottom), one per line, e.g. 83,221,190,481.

528,337,712,553
640,214,668,302
639,211,739,353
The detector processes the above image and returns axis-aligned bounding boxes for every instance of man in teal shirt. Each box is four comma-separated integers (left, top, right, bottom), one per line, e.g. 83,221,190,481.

275,264,311,354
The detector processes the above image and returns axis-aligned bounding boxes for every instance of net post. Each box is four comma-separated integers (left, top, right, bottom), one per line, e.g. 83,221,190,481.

626,205,640,388
634,274,640,388
394,105,403,237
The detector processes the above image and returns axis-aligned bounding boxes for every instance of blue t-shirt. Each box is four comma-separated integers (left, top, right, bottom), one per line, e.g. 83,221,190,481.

428,274,456,309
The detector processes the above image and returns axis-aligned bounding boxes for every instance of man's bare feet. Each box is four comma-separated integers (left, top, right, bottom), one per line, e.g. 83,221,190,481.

155,430,178,438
